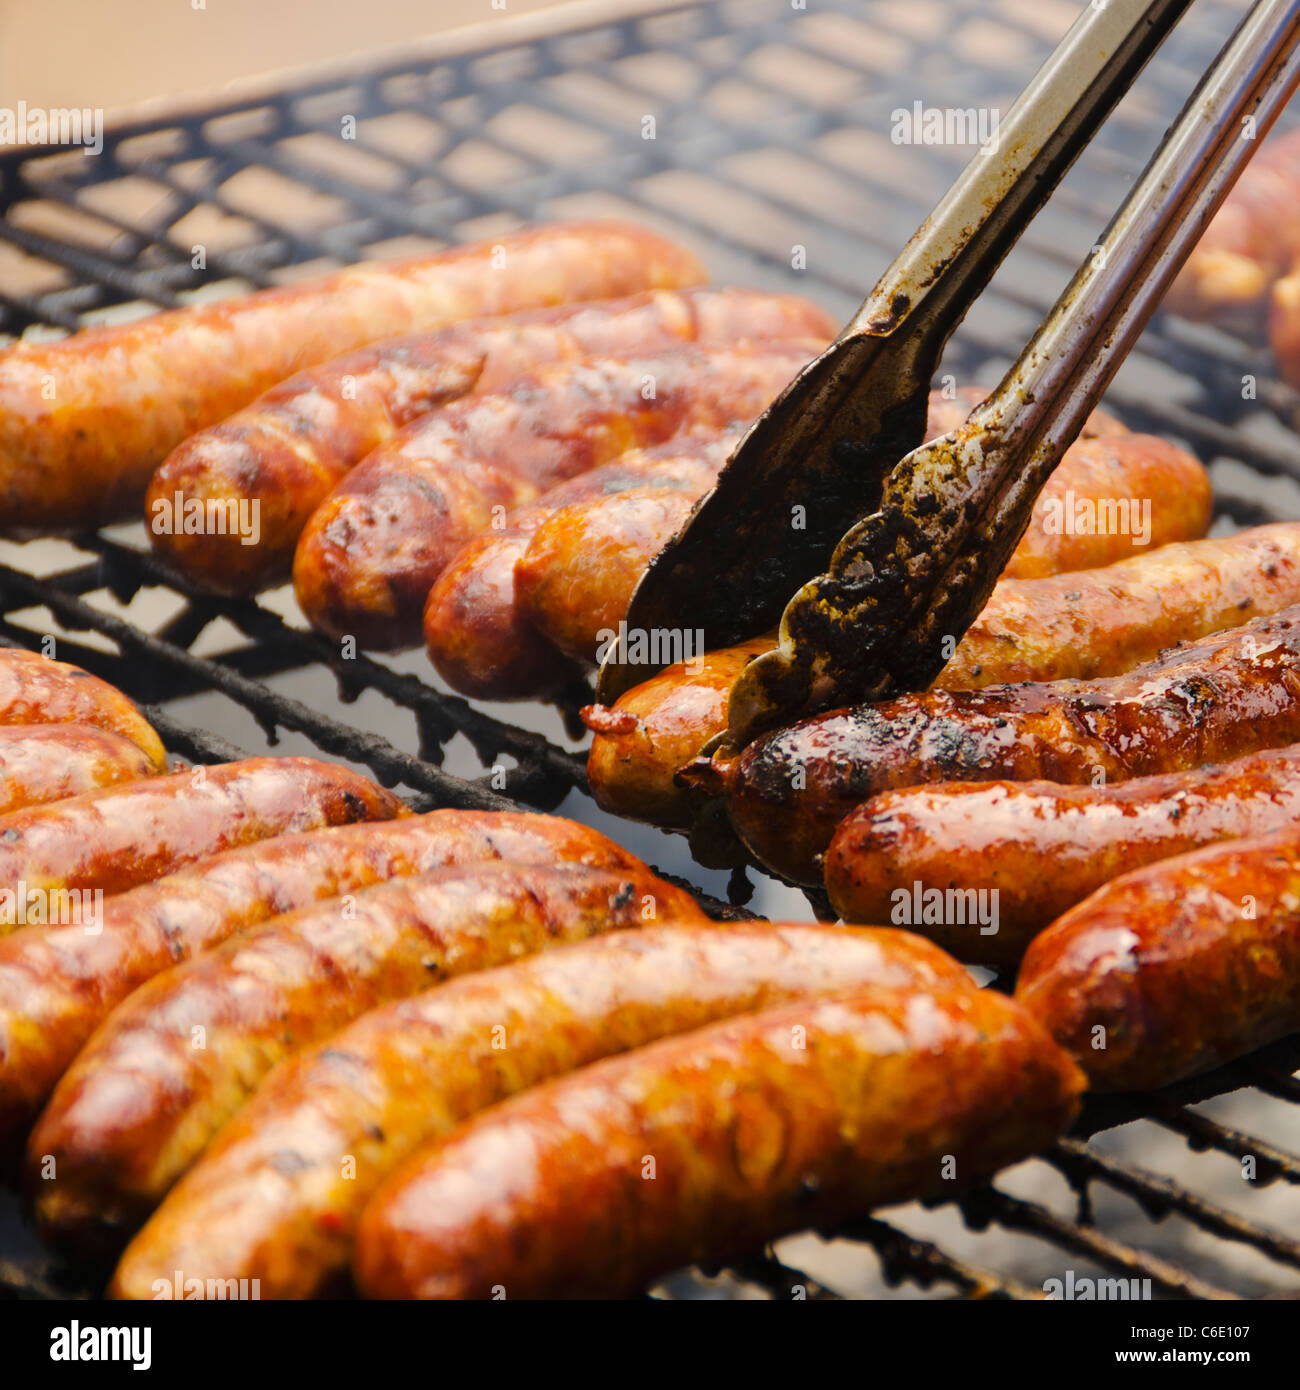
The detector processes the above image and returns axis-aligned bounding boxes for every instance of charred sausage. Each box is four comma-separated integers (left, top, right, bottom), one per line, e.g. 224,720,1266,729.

0,221,705,534
293,342,820,649
0,757,404,919
29,862,703,1252
825,743,1300,966
108,922,975,1299
704,607,1300,884
148,288,833,596
0,811,639,1145
0,649,165,768
352,985,1083,1299
1016,823,1300,1090
0,724,159,815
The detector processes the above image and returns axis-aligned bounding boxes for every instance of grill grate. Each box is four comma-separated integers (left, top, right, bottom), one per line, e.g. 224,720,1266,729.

1,0,1298,1300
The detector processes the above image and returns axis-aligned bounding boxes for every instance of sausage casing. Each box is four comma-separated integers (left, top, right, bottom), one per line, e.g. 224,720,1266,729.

353,985,1083,1299
0,810,639,1145
825,743,1300,966
148,288,833,596
293,342,819,649
1016,824,1300,1090
712,607,1300,884
109,922,974,1299
0,221,705,534
0,724,159,815
29,862,703,1251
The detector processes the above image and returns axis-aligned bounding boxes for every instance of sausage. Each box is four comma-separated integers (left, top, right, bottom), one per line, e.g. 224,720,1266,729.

0,811,640,1145
1015,824,1300,1090
1268,264,1300,386
293,342,821,649
424,437,738,699
108,922,975,1299
1166,128,1300,321
352,984,1084,1299
147,288,834,596
0,221,705,534
0,757,405,920
28,862,704,1252
702,607,1300,885
0,649,166,768
0,724,159,815
825,743,1300,966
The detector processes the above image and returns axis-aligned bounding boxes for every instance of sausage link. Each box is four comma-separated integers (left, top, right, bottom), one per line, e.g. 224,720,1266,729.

353,985,1083,1299
0,649,165,768
109,922,973,1299
0,757,404,918
293,342,819,649
424,437,737,699
0,724,158,815
706,607,1300,884
1015,824,1300,1090
1268,265,1300,387
0,221,704,534
0,811,639,1145
29,863,703,1252
148,288,833,596
825,743,1300,966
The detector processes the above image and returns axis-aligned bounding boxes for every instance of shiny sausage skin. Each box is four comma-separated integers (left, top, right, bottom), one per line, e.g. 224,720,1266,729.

0,811,639,1145
0,221,705,535
0,757,405,922
293,342,819,649
825,743,1300,967
353,985,1084,1299
29,863,703,1252
0,724,159,815
424,437,737,699
1016,824,1300,1090
707,607,1300,885
109,922,974,1299
148,288,833,596
0,649,166,768
1166,128,1300,320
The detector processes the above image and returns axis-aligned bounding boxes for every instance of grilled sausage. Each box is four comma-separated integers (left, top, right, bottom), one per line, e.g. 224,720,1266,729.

293,342,820,649
704,607,1300,885
148,288,833,596
0,724,159,815
29,862,703,1252
0,811,639,1145
424,437,738,699
0,649,166,768
825,744,1300,966
1166,128,1300,320
1268,264,1300,386
109,922,975,1299
353,985,1084,1299
0,221,705,535
0,757,404,921
1016,824,1300,1090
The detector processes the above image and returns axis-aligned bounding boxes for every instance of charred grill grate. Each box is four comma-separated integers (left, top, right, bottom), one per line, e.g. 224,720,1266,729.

1,0,1298,1300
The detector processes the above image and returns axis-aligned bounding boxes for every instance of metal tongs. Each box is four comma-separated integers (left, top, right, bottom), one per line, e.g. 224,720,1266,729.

596,0,1300,759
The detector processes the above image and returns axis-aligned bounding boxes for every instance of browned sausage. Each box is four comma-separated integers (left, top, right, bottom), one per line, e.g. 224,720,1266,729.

1016,823,1300,1090
1268,263,1300,386
352,985,1083,1299
424,437,737,699
702,607,1300,885
147,288,834,596
0,649,165,768
109,922,975,1299
825,743,1300,966
29,862,704,1252
0,221,705,535
293,342,820,649
0,724,159,815
0,810,640,1145
0,757,405,921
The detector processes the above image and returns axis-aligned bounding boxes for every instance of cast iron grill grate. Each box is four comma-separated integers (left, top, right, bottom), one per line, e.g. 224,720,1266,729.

1,0,1297,1300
